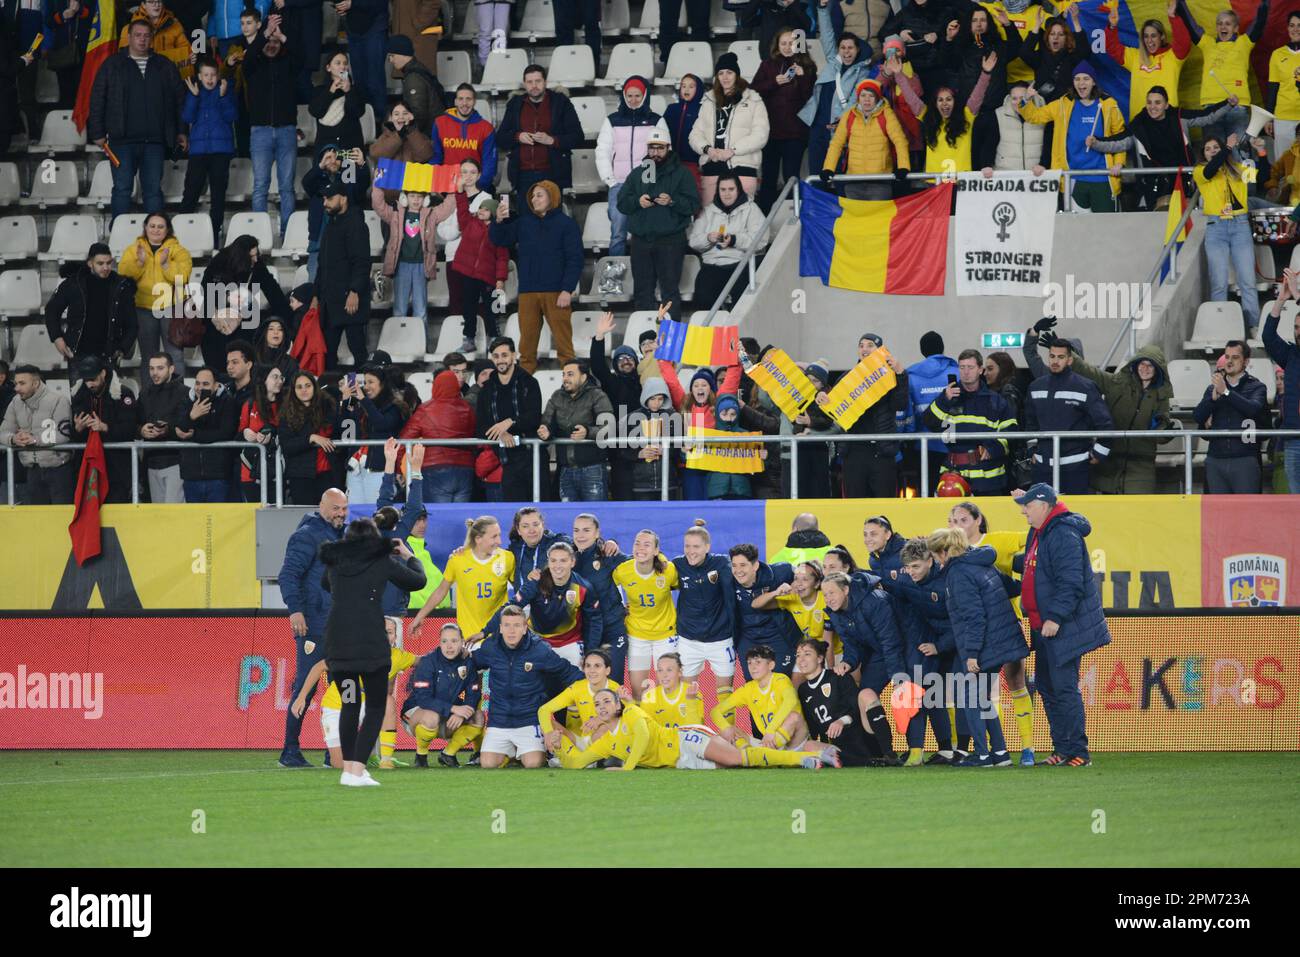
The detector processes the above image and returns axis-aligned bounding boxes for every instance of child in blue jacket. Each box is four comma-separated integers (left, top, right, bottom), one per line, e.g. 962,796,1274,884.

181,56,238,240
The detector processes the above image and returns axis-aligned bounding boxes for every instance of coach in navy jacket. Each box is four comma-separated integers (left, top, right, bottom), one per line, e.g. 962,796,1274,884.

1014,484,1111,765
276,490,347,766
467,616,583,729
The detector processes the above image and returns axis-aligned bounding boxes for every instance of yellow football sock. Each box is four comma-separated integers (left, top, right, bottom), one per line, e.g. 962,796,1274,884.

414,723,439,755
445,723,481,756
741,746,808,768
1012,686,1034,749
947,706,958,743
380,729,396,760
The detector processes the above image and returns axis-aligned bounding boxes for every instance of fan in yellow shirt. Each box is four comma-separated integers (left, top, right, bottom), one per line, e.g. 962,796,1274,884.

292,617,420,769
751,560,840,670
710,646,819,752
412,516,516,642
613,531,681,699
947,501,1035,761
635,652,705,728
538,648,622,767
1268,13,1300,159
563,690,839,770
1174,0,1270,108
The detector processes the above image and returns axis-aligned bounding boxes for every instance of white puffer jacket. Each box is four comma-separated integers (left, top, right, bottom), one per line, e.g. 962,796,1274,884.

688,87,771,172
687,197,769,267
0,382,74,468
994,92,1046,171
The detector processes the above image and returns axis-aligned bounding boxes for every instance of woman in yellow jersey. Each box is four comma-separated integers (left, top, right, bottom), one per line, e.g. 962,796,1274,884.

411,516,515,642
567,689,838,770
630,651,705,728
1105,2,1191,120
890,49,996,178
751,560,839,673
537,648,622,765
291,617,419,770
710,645,816,752
1174,0,1268,139
612,529,680,698
946,503,1036,763
1195,134,1261,333
1267,12,1300,160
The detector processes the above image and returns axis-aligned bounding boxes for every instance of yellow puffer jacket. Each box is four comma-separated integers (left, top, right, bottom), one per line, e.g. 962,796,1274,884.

823,100,911,175
119,10,194,79
1265,143,1300,206
117,235,194,311
1018,95,1126,195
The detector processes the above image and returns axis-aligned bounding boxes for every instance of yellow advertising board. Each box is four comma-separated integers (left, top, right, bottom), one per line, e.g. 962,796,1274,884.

0,505,260,609
766,496,1203,610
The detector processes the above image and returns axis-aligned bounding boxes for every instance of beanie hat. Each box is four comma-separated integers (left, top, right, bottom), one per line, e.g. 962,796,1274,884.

612,345,638,367
638,329,658,346
477,197,499,215
715,52,741,76
290,283,315,306
920,331,945,357
640,376,670,406
1072,61,1097,81
623,76,647,97
385,34,415,58
805,361,830,386
715,394,741,418
860,332,883,347
883,35,906,59
690,368,718,393
855,78,883,100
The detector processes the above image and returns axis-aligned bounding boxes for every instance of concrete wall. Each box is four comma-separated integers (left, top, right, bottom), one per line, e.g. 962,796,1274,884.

733,207,1206,370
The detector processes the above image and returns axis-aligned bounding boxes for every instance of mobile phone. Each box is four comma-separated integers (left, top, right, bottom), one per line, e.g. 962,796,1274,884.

946,374,958,386
347,373,357,389
784,67,796,79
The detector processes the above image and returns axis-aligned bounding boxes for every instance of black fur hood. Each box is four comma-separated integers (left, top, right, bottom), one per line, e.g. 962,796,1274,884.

319,534,396,575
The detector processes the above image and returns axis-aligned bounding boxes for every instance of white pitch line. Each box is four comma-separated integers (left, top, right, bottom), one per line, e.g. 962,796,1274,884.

0,767,318,788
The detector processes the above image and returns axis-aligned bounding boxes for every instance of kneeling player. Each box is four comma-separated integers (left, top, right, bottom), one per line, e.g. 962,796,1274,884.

709,645,819,752
794,639,876,767
401,623,483,768
569,689,839,770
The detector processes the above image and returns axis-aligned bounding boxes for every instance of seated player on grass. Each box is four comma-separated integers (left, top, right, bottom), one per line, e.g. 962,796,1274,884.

630,652,704,729
566,689,841,770
292,616,418,769
401,623,484,768
793,639,877,768
708,645,820,753
537,647,622,768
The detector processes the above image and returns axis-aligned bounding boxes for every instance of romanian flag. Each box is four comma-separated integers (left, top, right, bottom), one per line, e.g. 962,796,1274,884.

73,0,117,133
373,159,461,194
823,348,898,430
656,319,739,367
798,180,951,295
1160,172,1193,283
744,348,816,421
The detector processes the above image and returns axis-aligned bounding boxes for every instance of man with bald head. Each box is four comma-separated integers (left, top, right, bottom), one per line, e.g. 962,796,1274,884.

770,511,832,565
277,488,349,767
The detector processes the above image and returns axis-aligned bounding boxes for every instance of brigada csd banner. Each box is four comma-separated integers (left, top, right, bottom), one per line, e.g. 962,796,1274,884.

955,171,1060,297
0,505,260,609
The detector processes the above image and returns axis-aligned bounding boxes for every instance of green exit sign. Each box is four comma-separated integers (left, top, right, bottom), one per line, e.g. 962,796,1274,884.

982,333,1024,348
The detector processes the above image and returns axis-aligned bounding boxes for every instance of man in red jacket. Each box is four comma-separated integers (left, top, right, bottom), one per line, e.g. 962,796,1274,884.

400,369,477,502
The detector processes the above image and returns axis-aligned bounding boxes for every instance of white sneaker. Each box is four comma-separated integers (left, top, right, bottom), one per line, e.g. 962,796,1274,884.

340,771,364,786
358,770,381,786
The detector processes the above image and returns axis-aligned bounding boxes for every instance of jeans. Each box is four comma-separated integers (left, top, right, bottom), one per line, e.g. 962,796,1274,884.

1205,215,1261,331
558,462,608,501
607,180,629,256
1286,444,1300,493
630,236,686,321
184,478,230,502
394,260,427,319
656,0,710,61
423,465,474,502
346,468,386,504
458,272,502,341
181,152,232,237
554,0,602,65
348,22,390,128
135,307,187,373
1033,647,1088,759
281,633,326,758
111,142,165,221
475,1,511,64
22,462,76,504
1205,455,1262,494
758,137,806,213
250,125,297,234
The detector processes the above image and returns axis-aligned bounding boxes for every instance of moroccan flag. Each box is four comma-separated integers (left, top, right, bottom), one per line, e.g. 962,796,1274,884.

799,180,951,295
656,319,739,367
373,159,461,194
73,0,118,133
69,431,107,566
1160,172,1193,283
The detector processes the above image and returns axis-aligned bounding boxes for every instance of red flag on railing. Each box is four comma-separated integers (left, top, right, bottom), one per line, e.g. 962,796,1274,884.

68,431,107,565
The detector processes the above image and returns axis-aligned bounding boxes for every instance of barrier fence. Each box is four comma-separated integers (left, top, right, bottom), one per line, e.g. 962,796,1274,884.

0,611,1294,752
9,427,1300,505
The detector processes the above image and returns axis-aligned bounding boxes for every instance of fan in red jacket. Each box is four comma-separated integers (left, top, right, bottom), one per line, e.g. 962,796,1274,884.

399,369,478,502
451,191,510,347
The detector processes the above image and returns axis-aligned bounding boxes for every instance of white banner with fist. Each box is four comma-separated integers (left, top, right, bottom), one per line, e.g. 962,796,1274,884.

954,171,1061,297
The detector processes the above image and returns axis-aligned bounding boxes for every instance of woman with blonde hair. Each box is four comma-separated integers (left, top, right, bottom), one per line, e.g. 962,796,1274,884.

926,527,1027,768
411,515,516,642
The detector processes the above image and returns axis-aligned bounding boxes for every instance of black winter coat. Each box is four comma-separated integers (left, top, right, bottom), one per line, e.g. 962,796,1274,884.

87,50,185,147
179,387,239,481
317,204,372,329
496,90,584,189
320,534,427,671
136,373,190,470
44,265,137,359
243,32,299,128
71,378,139,500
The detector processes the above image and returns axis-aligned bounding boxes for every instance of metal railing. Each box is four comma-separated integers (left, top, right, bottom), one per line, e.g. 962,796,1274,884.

6,428,1296,505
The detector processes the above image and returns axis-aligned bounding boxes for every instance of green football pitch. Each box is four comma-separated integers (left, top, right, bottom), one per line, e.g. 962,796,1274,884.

2,751,1298,867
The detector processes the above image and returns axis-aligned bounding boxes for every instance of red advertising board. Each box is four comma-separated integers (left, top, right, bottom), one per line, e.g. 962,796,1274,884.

1200,497,1300,609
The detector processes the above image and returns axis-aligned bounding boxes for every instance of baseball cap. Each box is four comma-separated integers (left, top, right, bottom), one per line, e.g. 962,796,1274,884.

1014,483,1058,507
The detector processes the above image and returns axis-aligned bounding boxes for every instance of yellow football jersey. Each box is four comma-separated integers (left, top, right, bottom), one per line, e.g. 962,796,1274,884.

639,682,705,729
1270,45,1300,119
613,558,679,640
775,591,841,656
568,704,680,769
711,673,799,738
320,647,418,710
443,547,516,637
976,530,1027,579
538,677,622,734
1197,34,1254,106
